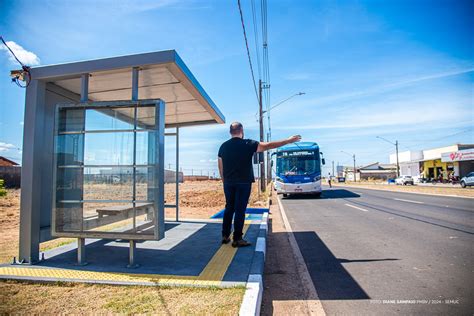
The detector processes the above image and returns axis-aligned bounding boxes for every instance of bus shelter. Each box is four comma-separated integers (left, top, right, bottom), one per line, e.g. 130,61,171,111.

17,50,225,265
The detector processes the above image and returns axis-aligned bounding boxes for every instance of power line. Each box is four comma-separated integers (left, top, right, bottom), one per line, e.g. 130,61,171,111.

250,0,261,79
0,36,32,88
237,0,260,103
403,127,473,149
261,0,270,111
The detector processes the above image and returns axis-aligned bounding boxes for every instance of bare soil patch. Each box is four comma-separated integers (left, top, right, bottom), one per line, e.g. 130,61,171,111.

165,180,267,219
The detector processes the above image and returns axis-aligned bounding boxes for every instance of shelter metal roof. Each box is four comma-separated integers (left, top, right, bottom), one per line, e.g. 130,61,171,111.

27,50,225,128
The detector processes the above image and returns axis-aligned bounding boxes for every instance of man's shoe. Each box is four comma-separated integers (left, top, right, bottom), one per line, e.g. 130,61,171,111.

222,236,231,244
232,239,251,248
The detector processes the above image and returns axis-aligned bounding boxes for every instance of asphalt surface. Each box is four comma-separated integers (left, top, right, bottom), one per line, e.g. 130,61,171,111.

280,186,474,315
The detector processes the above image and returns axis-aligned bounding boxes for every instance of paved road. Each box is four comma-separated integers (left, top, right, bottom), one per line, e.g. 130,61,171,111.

280,186,474,315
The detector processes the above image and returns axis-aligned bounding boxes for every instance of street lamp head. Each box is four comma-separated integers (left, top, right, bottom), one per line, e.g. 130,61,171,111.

298,92,306,95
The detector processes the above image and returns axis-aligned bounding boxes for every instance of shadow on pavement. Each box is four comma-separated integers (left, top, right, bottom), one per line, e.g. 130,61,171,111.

281,189,360,200
293,231,399,300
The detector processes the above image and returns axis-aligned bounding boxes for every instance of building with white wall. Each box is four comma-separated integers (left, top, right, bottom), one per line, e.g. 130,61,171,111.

388,144,474,180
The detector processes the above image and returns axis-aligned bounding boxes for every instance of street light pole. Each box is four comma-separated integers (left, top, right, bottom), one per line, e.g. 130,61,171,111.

261,91,305,185
395,140,400,177
376,136,400,177
341,151,357,182
353,154,357,182
263,92,305,141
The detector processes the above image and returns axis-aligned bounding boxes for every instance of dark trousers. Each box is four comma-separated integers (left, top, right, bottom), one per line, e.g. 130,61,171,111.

222,182,252,240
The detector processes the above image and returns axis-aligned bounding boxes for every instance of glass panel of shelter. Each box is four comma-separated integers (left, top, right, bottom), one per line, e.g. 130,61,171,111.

54,103,158,238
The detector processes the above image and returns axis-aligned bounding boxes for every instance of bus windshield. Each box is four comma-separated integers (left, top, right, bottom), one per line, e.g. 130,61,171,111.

276,150,320,176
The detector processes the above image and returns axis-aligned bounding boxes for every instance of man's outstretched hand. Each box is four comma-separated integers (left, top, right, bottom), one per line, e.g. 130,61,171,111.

287,135,302,143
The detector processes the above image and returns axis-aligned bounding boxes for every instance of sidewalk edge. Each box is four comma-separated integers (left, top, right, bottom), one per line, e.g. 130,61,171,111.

239,209,268,316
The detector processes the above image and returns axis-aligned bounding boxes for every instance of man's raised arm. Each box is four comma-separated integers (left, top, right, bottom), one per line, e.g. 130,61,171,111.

257,135,302,152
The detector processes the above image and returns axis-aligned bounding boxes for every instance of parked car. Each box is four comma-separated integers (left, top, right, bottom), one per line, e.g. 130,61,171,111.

337,177,346,183
417,177,429,183
460,172,474,188
387,178,396,184
395,175,414,185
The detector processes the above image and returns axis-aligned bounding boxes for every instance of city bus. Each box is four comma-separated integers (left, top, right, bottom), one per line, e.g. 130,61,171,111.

273,142,325,197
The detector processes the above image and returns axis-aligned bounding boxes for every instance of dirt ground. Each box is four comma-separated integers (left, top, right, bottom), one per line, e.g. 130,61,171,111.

0,180,266,314
332,181,474,198
165,180,267,219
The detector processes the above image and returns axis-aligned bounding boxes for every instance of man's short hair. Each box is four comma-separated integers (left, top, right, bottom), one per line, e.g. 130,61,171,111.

230,122,243,135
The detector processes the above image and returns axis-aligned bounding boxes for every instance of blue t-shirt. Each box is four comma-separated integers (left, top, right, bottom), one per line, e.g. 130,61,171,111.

218,137,259,183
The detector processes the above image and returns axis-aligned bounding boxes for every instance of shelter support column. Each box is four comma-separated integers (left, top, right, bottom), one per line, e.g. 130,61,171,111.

175,127,179,222
19,79,46,264
127,240,138,268
154,100,166,239
77,238,87,265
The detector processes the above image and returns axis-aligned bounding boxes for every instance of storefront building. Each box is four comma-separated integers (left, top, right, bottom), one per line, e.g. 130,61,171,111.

421,145,474,179
389,144,474,180
441,148,474,178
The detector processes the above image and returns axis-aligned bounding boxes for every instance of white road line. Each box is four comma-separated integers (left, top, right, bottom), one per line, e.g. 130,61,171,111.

345,203,369,212
277,196,327,316
393,198,424,204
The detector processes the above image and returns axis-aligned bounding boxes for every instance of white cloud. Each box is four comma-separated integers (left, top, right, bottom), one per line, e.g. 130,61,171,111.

288,67,474,109
198,158,218,163
0,142,17,152
0,41,40,66
283,72,313,81
273,93,473,131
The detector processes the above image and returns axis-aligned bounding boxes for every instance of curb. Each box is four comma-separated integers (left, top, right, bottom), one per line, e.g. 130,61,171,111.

333,184,474,199
239,211,268,316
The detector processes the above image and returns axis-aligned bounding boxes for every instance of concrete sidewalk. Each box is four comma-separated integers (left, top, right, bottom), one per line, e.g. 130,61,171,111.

0,216,266,288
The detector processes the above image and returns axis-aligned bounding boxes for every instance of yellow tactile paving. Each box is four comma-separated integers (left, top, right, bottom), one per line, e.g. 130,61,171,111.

0,221,254,286
0,266,196,284
197,223,250,281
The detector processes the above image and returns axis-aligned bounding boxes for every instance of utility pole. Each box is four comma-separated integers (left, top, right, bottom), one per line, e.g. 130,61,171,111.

353,154,357,182
258,79,266,192
341,151,357,182
376,136,400,177
267,132,272,183
395,140,400,177
332,161,335,178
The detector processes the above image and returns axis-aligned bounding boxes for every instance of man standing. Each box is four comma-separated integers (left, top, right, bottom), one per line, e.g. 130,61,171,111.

218,122,301,247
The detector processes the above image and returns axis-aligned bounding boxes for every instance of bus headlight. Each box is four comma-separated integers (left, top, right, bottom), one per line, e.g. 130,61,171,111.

314,175,321,182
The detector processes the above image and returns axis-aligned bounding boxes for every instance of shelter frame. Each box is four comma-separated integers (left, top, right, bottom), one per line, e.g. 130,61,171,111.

17,50,225,264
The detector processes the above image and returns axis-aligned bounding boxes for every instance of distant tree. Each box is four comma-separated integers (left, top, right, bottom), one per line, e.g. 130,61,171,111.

0,179,6,197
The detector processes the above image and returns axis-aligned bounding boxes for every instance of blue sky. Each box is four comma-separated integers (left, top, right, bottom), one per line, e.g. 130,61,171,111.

0,0,473,176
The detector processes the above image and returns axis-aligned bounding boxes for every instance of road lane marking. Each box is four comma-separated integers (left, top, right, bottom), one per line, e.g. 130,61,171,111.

393,198,424,204
345,203,369,212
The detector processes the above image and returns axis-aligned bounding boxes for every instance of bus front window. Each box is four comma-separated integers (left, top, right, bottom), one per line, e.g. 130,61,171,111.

276,151,320,176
